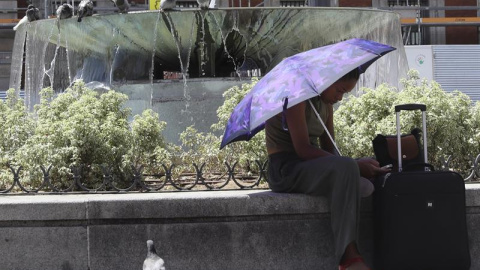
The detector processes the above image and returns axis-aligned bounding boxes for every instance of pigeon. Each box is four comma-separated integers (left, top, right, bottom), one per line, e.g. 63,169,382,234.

160,0,176,11
111,0,130,14
197,0,210,9
143,240,166,270
13,4,40,31
56,3,74,19
26,4,40,22
56,3,74,30
77,0,94,22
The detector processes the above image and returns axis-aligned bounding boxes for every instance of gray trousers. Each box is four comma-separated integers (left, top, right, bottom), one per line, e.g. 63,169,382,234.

267,152,361,263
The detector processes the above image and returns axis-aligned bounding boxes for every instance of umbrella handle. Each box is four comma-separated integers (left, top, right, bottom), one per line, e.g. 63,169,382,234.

308,100,342,156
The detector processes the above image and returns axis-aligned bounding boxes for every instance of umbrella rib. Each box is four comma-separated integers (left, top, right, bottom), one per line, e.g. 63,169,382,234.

308,100,342,156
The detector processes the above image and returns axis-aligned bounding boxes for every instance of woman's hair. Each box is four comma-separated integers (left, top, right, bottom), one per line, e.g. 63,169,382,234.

340,68,360,81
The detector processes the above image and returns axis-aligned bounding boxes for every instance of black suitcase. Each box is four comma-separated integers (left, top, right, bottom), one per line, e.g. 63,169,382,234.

373,104,471,270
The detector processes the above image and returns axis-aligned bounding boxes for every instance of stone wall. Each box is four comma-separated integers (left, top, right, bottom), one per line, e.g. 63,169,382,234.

0,184,479,270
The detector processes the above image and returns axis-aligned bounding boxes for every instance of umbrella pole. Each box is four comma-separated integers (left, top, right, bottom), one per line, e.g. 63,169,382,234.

308,100,342,156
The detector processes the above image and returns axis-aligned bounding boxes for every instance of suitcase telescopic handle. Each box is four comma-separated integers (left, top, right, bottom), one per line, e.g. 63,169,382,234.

395,104,428,172
395,104,427,112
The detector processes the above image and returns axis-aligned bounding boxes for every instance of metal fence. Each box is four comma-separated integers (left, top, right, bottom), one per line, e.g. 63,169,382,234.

441,154,480,182
1,154,479,194
0,160,269,194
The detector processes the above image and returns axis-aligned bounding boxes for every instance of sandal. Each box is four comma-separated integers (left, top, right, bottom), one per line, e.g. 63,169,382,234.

338,257,371,270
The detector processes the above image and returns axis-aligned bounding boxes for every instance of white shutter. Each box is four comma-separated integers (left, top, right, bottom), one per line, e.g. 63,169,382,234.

433,45,480,101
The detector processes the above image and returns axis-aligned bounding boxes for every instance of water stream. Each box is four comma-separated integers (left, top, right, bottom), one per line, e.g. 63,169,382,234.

44,33,60,88
42,23,58,88
149,10,163,106
210,11,242,78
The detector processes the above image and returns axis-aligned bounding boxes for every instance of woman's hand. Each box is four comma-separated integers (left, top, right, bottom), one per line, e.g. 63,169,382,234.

356,158,391,179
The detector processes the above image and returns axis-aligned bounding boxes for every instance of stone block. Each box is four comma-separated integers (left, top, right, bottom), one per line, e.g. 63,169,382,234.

88,219,337,270
0,195,87,221
0,227,88,270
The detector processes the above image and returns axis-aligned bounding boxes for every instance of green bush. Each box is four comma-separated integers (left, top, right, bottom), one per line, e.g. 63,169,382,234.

2,71,479,189
0,89,35,189
0,89,34,165
179,126,223,169
126,109,167,169
335,70,478,176
1,81,168,189
468,102,480,158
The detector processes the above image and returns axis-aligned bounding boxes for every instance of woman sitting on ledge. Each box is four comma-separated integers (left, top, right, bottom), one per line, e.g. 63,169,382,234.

265,68,389,270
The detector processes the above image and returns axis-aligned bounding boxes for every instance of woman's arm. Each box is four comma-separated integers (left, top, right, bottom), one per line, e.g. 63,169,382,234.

286,101,333,160
287,100,389,178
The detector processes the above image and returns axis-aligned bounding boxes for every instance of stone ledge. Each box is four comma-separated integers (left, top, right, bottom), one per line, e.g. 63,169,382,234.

2,184,480,221
0,190,330,222
0,184,478,270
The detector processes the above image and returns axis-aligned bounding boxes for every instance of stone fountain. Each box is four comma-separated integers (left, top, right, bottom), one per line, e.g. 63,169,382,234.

9,7,408,143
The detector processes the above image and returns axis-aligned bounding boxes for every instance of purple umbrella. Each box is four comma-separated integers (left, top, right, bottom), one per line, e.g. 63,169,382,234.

220,38,396,149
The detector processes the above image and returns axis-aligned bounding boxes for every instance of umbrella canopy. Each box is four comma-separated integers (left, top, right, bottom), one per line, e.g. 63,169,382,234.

220,38,396,149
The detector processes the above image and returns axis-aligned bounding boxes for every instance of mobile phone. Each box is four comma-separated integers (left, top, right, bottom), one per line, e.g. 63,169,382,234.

381,164,393,169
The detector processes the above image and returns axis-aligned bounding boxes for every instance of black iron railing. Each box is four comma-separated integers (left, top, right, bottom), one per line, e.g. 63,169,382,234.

0,154,479,194
0,160,268,194
440,154,480,182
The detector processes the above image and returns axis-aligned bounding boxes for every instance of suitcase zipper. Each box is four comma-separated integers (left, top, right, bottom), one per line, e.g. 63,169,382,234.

382,173,391,188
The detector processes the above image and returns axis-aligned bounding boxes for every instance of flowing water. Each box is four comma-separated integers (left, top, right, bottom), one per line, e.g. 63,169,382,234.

149,10,163,106
9,26,26,94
